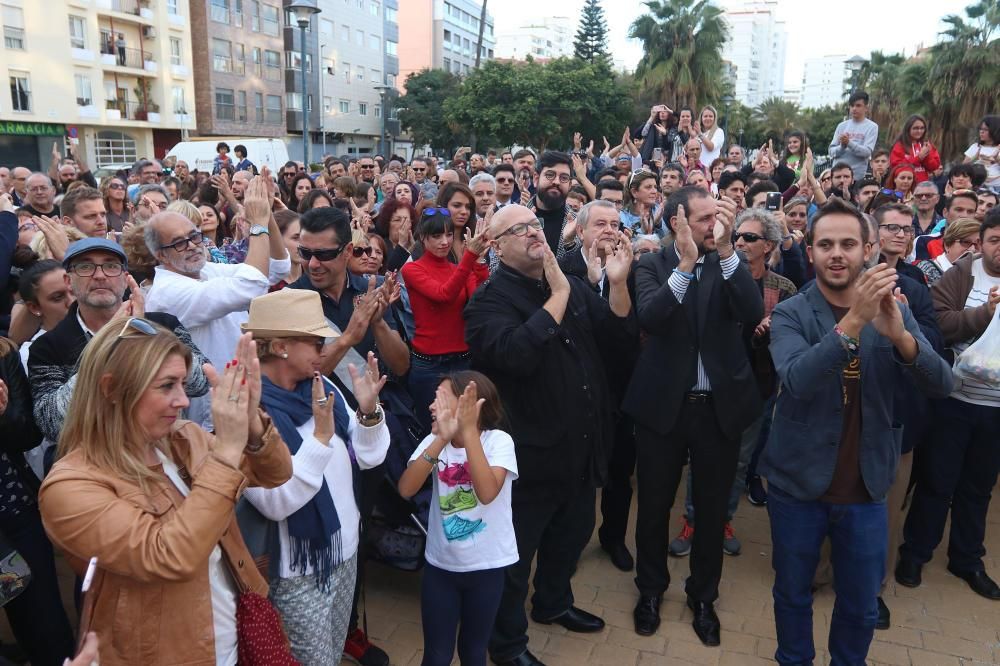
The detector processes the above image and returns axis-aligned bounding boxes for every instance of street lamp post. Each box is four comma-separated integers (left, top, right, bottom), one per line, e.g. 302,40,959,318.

374,84,391,157
721,93,734,136
287,0,320,167
844,55,867,95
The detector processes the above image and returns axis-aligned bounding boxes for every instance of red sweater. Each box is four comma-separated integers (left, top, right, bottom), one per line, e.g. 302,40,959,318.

889,141,941,183
401,249,489,355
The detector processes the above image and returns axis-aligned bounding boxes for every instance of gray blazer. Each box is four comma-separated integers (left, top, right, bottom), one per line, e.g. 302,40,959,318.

760,285,953,502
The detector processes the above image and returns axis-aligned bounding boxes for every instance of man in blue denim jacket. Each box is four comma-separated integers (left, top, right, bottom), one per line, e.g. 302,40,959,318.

760,198,953,666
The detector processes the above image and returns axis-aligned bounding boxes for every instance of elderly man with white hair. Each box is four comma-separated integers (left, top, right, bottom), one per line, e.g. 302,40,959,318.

469,172,497,219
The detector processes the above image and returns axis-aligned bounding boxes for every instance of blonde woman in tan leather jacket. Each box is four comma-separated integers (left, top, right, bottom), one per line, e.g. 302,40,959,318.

38,320,292,666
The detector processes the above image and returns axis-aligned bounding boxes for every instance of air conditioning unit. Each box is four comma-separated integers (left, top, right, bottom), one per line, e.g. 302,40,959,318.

143,26,156,38
327,66,335,75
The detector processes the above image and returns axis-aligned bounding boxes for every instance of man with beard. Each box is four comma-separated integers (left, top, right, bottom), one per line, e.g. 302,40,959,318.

357,156,377,184
761,197,951,664
529,151,575,256
465,204,636,666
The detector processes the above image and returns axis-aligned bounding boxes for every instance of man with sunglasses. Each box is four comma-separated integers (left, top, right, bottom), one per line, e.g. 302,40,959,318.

357,157,377,184
28,237,209,446
465,204,636,666
492,163,516,209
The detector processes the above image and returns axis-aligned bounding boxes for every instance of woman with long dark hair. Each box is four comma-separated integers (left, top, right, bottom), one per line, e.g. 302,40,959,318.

781,130,809,178
890,114,941,184
964,115,999,190
286,173,314,212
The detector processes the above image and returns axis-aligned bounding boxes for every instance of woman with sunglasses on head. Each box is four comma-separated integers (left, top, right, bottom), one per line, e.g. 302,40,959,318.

963,115,999,191
101,176,130,232
240,289,389,665
914,218,982,286
890,114,942,184
621,172,665,237
38,324,294,666
884,164,916,204
401,207,490,434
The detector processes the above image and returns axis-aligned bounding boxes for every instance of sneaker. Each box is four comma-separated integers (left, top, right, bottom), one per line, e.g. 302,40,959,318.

442,515,485,541
439,487,478,515
668,517,694,557
722,522,741,556
746,475,767,506
343,627,390,666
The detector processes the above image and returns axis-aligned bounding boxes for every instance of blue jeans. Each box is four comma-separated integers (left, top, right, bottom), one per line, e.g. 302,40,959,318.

407,352,470,436
421,563,505,666
767,485,886,666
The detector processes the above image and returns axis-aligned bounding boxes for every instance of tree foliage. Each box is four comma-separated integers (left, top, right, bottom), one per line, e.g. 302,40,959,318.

395,69,463,150
573,0,611,67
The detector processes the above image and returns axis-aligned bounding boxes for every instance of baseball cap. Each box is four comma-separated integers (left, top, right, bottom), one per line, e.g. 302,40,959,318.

62,238,128,270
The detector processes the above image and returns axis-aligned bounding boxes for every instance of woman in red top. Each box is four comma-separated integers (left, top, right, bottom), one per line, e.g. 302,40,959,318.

401,207,489,432
889,114,941,184
885,163,917,203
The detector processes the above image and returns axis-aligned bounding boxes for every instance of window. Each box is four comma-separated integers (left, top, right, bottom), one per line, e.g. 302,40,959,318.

68,16,86,49
370,1,379,16
74,74,92,106
210,0,229,23
264,49,281,81
358,102,367,116
386,73,395,87
265,94,281,123
9,72,29,111
170,38,182,66
254,92,263,121
374,104,381,118
356,65,364,82
215,88,235,120
286,92,301,111
339,99,350,114
284,8,311,30
167,0,178,15
172,86,186,113
95,131,137,167
443,29,451,47
233,0,243,27
385,6,397,22
237,90,247,121
355,29,364,46
369,34,379,51
370,69,380,83
342,62,350,83
234,44,245,74
340,24,349,41
385,40,397,56
443,57,450,70
285,51,312,72
323,96,331,113
320,18,334,36
212,39,232,72
260,4,279,35
252,47,261,76
250,0,259,31
323,56,334,75
3,5,25,49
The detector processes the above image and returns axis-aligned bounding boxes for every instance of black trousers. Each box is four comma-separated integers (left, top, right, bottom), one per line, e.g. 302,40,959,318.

634,399,739,602
488,483,596,662
598,413,636,547
349,462,385,633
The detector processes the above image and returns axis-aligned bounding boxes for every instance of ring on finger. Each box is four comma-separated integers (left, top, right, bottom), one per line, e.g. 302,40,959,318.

316,396,329,406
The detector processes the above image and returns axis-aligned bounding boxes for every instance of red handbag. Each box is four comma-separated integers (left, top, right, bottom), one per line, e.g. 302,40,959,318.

235,589,301,666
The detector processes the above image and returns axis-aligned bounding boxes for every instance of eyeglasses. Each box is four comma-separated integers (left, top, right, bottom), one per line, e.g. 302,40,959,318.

600,198,624,209
635,247,655,255
957,237,981,249
352,246,374,258
110,317,158,351
160,232,204,252
359,164,375,169
143,171,164,178
412,167,426,172
424,207,451,218
17,222,37,233
541,170,571,184
70,261,125,277
880,188,905,200
141,199,169,210
109,182,126,190
495,218,544,239
495,177,515,184
914,192,937,199
878,223,915,236
734,231,765,243
298,245,346,262
27,185,51,193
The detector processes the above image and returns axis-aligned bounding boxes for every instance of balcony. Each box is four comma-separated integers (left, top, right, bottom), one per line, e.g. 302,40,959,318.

105,99,160,122
95,0,154,22
100,45,156,74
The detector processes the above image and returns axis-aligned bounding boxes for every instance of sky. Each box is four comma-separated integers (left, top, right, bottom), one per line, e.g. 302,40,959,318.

491,0,971,90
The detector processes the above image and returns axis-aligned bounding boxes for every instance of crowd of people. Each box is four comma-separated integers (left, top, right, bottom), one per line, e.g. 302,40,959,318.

0,97,997,666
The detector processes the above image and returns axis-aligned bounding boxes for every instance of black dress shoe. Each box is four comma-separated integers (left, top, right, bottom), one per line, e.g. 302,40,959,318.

601,541,635,571
895,558,922,588
687,598,721,647
876,596,890,630
530,606,605,633
633,594,661,636
492,649,546,666
947,566,1000,600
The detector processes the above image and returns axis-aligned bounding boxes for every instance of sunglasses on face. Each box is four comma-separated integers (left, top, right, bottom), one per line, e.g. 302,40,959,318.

495,177,514,184
160,232,204,252
735,231,765,243
914,192,937,199
298,245,346,262
352,246,374,258
412,167,426,172
109,182,126,190
359,164,375,169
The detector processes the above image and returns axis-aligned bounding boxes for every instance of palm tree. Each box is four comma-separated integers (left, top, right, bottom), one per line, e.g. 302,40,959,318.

753,98,802,144
629,0,729,109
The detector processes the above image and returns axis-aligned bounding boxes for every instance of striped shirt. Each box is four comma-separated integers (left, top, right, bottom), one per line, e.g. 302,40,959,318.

952,258,1000,407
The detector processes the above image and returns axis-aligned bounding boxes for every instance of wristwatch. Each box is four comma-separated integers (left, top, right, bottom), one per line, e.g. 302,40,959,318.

356,404,384,427
249,224,269,236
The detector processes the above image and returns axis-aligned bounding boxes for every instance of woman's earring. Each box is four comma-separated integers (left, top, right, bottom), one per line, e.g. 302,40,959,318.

280,352,289,359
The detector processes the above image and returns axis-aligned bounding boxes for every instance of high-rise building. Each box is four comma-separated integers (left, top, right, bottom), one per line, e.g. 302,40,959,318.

799,54,850,110
0,0,198,170
189,0,287,139
397,0,494,85
494,16,573,62
720,0,787,108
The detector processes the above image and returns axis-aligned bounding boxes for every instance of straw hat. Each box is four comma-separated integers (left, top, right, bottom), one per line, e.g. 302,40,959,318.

241,290,339,339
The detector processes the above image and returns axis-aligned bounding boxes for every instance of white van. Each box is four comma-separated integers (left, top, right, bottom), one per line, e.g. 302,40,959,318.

165,138,290,174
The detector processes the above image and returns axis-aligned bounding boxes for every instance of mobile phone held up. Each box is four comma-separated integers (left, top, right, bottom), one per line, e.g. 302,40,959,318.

765,192,782,211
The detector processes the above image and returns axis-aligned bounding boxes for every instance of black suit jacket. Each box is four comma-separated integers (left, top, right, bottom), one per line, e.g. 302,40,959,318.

623,244,764,439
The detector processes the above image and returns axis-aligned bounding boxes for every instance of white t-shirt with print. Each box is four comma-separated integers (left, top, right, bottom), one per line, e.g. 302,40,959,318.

411,429,519,573
952,258,1000,407
965,143,999,188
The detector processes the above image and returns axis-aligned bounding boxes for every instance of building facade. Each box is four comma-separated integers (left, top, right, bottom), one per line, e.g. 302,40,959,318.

799,54,849,110
494,16,572,62
188,0,287,139
397,0,494,85
0,0,198,170
720,0,787,108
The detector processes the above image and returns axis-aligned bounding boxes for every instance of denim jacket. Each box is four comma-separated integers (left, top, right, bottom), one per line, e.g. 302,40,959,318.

760,285,953,502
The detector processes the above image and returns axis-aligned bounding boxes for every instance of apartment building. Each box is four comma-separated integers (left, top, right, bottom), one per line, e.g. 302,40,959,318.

397,0,494,86
799,54,850,110
720,0,787,108
0,0,198,170
494,16,573,62
189,0,287,138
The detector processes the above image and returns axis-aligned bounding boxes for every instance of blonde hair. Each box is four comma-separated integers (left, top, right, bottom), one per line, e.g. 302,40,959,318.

943,218,981,247
57,316,192,488
30,226,86,260
351,227,368,246
166,200,203,227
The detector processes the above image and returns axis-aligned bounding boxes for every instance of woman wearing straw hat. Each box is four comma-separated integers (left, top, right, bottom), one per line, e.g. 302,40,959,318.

241,288,390,665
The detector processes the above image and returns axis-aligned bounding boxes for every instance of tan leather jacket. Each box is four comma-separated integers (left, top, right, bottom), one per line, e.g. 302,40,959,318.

38,418,293,666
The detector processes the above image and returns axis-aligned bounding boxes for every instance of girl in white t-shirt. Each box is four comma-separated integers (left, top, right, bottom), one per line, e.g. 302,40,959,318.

399,371,518,666
964,116,999,190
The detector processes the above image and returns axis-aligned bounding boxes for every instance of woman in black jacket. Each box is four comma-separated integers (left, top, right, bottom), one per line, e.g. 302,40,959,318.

0,337,74,666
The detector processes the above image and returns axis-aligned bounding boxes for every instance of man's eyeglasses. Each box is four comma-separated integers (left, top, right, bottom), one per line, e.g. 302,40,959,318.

143,171,164,178
27,185,51,193
495,218,544,239
735,231,765,243
541,170,571,184
914,192,937,200
298,245,346,262
141,199,169,210
70,261,125,277
878,223,914,236
412,167,426,172
495,177,515,184
600,198,624,209
359,164,375,169
352,246,374,258
160,232,204,252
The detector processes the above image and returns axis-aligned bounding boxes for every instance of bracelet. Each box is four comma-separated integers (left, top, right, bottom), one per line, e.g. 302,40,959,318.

421,452,439,465
672,267,695,280
834,324,860,353
356,404,384,426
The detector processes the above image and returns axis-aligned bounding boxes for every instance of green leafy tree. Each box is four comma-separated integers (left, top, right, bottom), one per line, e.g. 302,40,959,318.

629,0,729,109
573,0,611,67
395,68,463,151
802,105,847,155
753,98,802,144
